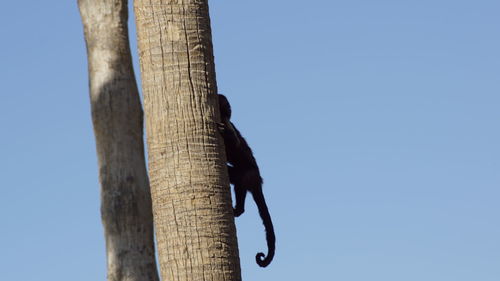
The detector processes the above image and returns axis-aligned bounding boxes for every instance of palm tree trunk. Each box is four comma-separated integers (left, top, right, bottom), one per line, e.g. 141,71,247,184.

134,1,242,280
78,1,159,280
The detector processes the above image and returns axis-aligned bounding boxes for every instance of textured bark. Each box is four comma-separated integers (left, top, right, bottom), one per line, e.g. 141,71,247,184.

134,0,242,280
78,1,159,281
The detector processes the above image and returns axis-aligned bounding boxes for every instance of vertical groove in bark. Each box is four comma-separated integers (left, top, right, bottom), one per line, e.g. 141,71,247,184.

134,0,242,280
78,1,159,281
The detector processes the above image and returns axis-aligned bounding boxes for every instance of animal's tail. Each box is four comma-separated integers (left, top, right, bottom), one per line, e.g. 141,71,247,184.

252,189,276,268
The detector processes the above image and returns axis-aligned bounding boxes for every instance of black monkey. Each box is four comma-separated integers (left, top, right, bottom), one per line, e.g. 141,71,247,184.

217,94,276,268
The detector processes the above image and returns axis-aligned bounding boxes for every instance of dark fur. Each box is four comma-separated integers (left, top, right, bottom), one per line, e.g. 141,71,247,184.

217,94,276,268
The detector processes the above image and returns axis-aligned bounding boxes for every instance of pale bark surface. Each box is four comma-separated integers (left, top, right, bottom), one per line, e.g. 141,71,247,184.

78,1,159,281
134,0,242,280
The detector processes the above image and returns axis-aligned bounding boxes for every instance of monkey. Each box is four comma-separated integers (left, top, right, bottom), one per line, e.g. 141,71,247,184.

217,94,276,268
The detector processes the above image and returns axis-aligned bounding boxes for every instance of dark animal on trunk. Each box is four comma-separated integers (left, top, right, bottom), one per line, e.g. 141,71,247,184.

217,94,276,268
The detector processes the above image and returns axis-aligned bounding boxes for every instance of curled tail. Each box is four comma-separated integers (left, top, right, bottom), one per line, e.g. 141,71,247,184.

252,189,276,267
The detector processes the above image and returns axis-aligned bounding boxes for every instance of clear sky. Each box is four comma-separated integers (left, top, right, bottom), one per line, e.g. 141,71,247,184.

0,1,499,281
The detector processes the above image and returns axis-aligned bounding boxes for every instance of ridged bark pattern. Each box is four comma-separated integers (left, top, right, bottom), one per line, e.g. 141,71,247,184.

134,0,242,280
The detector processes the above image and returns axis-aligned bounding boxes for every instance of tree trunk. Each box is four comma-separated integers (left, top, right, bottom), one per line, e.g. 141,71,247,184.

134,1,242,280
78,1,159,281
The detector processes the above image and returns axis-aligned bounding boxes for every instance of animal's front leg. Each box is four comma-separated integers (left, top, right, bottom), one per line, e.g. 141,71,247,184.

217,121,240,147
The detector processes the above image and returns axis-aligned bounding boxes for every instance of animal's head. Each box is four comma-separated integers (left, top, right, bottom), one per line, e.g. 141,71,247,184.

218,94,232,119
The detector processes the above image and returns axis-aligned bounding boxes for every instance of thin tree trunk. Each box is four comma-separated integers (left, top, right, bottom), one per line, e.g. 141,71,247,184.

78,1,159,281
134,1,242,280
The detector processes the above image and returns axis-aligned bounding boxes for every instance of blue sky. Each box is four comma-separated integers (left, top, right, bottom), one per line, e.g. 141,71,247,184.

1,1,499,280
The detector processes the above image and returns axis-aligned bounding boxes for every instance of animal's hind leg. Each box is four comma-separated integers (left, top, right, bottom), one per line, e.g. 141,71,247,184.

233,184,247,217
227,165,237,184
